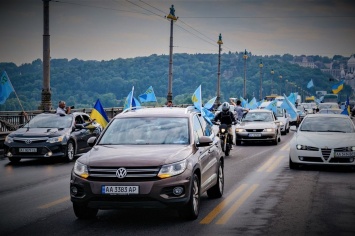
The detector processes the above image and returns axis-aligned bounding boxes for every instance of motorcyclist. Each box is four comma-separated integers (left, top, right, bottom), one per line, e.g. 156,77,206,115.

213,102,236,147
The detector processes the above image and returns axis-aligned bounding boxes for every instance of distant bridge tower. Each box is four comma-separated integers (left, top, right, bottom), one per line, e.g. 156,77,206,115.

39,0,52,111
215,34,223,107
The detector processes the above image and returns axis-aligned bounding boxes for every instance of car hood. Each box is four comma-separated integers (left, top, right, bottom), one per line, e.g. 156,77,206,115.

78,144,194,167
238,121,276,129
8,127,68,137
294,132,355,148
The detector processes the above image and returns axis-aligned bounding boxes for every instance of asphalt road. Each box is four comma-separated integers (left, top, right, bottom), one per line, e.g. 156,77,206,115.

0,131,355,236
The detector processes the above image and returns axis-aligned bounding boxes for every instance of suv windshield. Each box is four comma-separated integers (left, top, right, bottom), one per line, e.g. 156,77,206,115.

99,117,189,145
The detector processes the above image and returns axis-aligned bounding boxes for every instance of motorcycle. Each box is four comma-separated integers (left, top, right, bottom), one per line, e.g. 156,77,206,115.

217,123,232,156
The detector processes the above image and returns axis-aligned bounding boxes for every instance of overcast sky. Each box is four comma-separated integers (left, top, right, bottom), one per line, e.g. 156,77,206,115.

1,0,354,65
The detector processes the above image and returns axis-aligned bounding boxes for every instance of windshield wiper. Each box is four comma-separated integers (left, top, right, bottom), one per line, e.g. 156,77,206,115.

318,130,346,133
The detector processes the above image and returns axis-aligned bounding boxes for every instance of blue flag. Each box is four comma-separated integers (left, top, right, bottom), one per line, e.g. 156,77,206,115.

0,71,14,104
264,100,277,113
287,93,297,105
307,79,314,89
192,85,202,112
202,107,214,125
204,96,216,111
281,94,298,119
332,80,344,94
123,86,134,111
247,97,258,110
138,86,157,103
341,96,350,116
90,99,110,128
240,96,248,108
132,97,141,109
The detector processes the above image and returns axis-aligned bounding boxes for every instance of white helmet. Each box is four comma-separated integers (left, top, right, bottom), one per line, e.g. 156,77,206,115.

222,102,230,112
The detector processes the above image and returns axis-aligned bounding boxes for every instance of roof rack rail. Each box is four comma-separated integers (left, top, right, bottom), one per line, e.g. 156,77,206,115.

121,106,146,114
185,106,198,114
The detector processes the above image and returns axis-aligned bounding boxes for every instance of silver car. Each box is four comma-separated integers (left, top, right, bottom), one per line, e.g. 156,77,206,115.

235,109,281,145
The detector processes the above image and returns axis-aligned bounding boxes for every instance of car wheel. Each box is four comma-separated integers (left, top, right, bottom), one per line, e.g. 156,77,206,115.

286,125,290,133
272,136,278,145
65,140,75,162
281,130,286,135
73,203,98,219
9,157,21,163
289,157,299,170
225,144,230,156
179,173,200,220
207,162,224,198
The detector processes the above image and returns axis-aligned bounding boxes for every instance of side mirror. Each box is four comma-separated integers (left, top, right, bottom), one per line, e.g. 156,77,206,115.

196,136,213,147
87,136,97,147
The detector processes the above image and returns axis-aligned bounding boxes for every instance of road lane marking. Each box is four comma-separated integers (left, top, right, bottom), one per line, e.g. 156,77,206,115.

200,184,248,224
257,156,277,172
38,196,70,209
266,156,284,172
216,184,259,225
281,143,290,151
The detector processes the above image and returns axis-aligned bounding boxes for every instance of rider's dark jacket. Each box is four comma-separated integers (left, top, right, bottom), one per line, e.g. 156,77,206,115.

213,110,236,125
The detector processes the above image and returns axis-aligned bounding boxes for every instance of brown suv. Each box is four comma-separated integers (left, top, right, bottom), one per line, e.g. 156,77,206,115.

70,106,224,220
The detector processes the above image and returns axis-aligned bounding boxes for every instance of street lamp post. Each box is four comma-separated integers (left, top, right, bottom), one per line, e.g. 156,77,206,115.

259,60,263,100
270,69,274,95
243,49,248,98
216,34,223,107
166,5,177,103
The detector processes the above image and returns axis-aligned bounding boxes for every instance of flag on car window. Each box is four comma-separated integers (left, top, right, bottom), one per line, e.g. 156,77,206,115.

307,79,314,89
192,85,202,112
90,99,110,128
264,100,277,113
0,71,14,104
123,86,134,111
331,80,344,94
204,96,216,111
281,94,298,119
138,86,157,103
341,96,350,116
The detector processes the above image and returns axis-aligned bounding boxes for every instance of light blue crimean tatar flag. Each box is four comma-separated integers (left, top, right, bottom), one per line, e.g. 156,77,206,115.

204,96,217,111
138,86,157,103
307,79,314,89
287,92,297,105
90,99,110,128
264,100,278,113
0,71,14,104
192,85,202,112
132,97,141,109
247,97,258,110
123,86,134,111
281,94,298,119
240,96,248,108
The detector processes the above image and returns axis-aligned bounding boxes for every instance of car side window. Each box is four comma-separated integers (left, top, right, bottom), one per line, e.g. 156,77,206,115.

75,115,84,125
82,114,91,123
193,115,204,143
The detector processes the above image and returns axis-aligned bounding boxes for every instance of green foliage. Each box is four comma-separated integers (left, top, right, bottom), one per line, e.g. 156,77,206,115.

0,53,352,111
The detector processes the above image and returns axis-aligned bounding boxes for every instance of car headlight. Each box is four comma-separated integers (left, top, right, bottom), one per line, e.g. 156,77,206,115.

47,135,64,143
74,161,89,178
279,121,284,126
235,128,245,132
158,160,187,179
346,146,355,151
296,144,308,150
264,128,275,132
5,136,13,143
220,128,226,133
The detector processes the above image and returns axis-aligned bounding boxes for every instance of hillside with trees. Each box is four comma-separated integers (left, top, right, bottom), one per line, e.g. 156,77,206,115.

0,52,352,111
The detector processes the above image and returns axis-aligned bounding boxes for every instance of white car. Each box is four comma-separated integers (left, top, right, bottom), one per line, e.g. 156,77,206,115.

258,101,290,135
289,114,355,169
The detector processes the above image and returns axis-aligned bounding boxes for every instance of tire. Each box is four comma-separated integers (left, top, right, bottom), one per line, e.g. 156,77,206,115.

65,140,75,162
235,140,241,146
179,173,200,220
9,157,21,163
272,136,278,145
289,157,299,170
73,203,98,219
207,162,224,198
225,144,230,156
286,125,290,133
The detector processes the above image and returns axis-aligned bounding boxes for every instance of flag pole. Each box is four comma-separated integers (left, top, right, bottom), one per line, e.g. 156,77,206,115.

5,71,29,123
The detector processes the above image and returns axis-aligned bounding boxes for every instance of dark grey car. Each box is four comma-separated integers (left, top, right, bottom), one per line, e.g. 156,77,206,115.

4,112,102,163
70,107,224,220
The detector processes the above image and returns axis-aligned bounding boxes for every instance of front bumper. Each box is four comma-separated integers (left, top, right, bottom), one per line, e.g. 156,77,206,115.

4,142,67,158
235,131,277,142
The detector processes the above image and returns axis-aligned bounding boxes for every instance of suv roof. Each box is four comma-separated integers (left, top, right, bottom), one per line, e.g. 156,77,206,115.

116,107,201,119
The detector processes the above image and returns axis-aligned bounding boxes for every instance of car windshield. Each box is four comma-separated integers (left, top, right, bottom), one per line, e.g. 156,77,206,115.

24,114,73,128
300,117,354,133
99,117,189,145
242,112,273,122
318,109,342,114
275,108,284,117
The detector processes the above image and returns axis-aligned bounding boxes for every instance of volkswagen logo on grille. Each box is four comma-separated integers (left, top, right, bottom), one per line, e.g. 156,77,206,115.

116,168,127,179
25,140,32,144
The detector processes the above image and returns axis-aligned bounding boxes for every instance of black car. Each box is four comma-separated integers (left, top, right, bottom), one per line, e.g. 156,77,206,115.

4,112,102,163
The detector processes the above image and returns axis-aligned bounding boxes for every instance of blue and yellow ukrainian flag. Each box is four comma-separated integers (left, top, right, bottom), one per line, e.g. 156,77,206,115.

90,99,110,128
332,80,344,94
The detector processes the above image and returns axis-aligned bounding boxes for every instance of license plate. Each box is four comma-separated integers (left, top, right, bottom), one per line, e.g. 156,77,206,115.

249,133,261,137
19,148,37,153
102,186,139,195
334,151,355,157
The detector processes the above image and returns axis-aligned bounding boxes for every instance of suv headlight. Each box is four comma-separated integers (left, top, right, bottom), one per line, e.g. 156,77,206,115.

47,135,64,143
5,136,13,143
74,161,89,178
158,160,187,179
